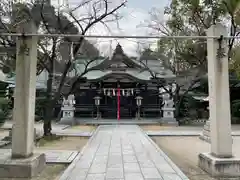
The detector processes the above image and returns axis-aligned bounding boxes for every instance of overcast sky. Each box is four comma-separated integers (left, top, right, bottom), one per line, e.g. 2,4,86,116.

97,0,170,56
51,0,170,56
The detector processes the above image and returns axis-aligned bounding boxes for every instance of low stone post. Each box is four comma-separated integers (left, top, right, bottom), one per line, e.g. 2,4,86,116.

199,120,211,142
0,21,45,178
200,101,211,142
135,96,143,120
59,95,76,125
198,23,240,177
160,88,178,126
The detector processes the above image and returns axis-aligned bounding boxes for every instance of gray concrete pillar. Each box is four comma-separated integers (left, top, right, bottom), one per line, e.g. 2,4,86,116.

198,23,240,178
206,23,232,157
11,21,38,158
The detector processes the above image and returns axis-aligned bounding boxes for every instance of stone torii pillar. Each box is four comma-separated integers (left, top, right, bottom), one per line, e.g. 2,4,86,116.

198,23,240,177
0,21,45,178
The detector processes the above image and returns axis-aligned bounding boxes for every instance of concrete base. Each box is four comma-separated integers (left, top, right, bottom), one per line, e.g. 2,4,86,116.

161,118,179,126
199,134,211,143
0,153,46,178
199,152,240,178
59,117,76,126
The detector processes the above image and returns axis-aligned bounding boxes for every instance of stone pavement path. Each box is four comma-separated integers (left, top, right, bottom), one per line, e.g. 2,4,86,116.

59,125,189,180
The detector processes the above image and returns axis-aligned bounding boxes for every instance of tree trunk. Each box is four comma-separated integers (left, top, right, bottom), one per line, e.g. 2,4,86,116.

43,60,54,136
174,85,181,118
43,75,53,136
175,92,184,119
43,38,58,136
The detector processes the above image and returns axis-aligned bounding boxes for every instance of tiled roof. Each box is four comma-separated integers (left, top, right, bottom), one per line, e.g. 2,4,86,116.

2,74,47,89
73,44,175,81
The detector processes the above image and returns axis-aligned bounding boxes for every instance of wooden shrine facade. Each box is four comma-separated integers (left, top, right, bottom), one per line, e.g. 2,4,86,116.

73,44,175,119
74,82,162,119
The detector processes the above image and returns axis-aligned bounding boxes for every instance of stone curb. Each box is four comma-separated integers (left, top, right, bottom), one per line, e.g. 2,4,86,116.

146,131,240,137
59,125,71,130
54,131,93,137
146,132,201,136
0,141,10,148
58,126,101,180
138,126,189,180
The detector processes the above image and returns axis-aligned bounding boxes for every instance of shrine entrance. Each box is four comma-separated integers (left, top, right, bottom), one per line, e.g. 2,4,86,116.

101,88,137,119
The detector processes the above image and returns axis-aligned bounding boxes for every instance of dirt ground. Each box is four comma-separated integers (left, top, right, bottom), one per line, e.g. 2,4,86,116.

141,125,173,131
0,164,67,180
140,125,206,131
152,136,215,180
141,124,240,132
68,125,97,131
36,136,89,150
0,136,89,180
0,129,9,139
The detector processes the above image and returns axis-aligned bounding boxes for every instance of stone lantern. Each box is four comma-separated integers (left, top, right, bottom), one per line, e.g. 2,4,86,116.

94,96,101,119
60,95,75,125
135,96,143,120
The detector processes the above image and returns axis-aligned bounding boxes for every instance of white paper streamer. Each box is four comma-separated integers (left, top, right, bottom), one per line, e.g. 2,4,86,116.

113,89,116,96
102,88,136,96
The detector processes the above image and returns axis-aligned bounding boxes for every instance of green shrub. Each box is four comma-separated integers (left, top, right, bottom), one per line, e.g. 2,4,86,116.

35,97,48,121
0,98,10,125
231,99,240,124
179,95,198,118
178,94,208,124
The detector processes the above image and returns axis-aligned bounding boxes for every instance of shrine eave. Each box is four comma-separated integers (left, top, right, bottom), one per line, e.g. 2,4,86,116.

83,70,152,82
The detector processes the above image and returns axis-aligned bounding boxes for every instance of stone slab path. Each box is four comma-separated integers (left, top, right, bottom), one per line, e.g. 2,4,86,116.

0,149,79,164
59,125,189,180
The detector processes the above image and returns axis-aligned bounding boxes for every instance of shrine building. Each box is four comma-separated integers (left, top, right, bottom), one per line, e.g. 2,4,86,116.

70,44,176,122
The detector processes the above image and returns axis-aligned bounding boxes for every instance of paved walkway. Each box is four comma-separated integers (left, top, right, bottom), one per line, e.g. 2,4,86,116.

59,125,189,180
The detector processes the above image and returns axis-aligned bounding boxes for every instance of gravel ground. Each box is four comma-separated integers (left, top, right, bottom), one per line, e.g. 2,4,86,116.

0,164,67,180
0,136,89,179
68,125,97,131
152,136,215,180
152,136,240,180
141,124,240,132
141,125,177,131
36,136,89,150
0,130,9,139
